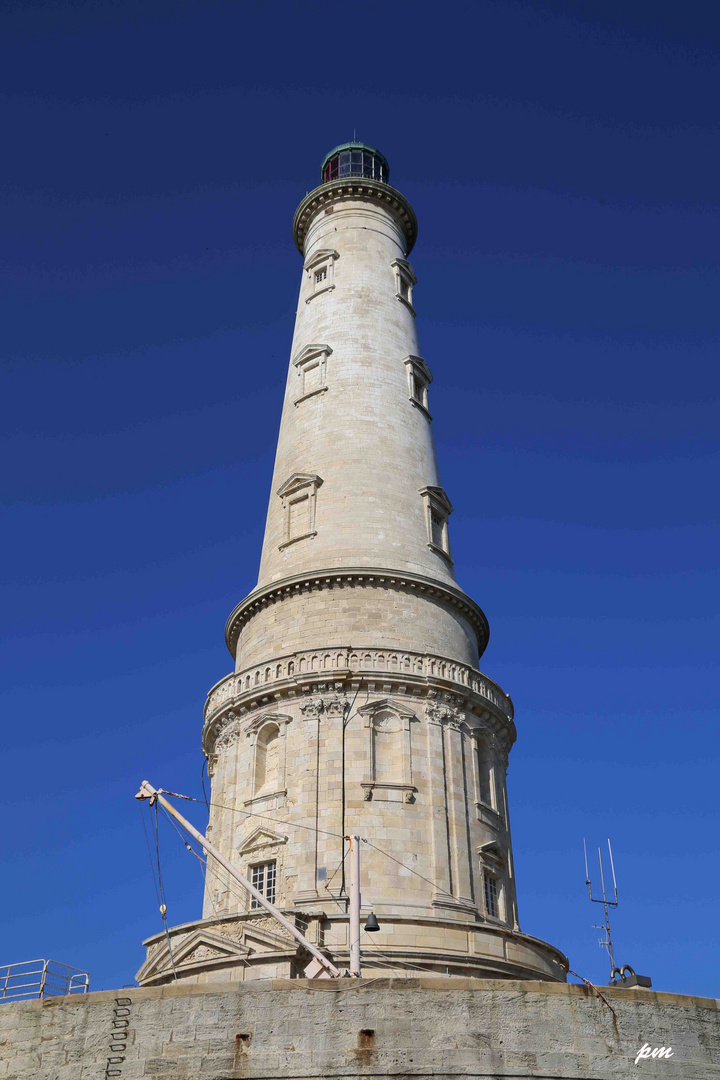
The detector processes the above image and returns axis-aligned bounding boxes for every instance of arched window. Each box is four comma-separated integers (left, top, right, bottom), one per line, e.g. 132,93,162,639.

254,724,280,794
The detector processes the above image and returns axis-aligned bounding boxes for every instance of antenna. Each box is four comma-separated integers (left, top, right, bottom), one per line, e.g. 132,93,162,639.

583,837,618,979
582,837,653,989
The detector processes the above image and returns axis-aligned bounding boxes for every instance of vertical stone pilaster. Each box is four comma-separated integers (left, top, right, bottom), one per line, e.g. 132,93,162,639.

426,705,452,900
444,721,474,906
498,754,520,930
294,700,321,903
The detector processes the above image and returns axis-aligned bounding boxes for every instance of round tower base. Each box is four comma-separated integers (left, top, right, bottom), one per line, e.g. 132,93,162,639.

3,977,717,1078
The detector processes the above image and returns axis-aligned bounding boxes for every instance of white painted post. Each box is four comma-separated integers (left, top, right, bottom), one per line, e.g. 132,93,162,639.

135,781,341,979
347,834,361,977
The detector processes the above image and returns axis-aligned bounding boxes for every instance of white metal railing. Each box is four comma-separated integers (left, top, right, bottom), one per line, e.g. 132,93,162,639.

0,959,90,1002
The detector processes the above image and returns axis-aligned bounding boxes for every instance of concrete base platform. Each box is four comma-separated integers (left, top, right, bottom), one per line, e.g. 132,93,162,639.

1,976,718,1079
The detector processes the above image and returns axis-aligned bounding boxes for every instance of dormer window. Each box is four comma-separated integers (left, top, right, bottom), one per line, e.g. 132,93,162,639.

419,486,453,564
304,248,339,302
403,355,433,417
277,473,323,549
391,259,417,315
293,344,332,405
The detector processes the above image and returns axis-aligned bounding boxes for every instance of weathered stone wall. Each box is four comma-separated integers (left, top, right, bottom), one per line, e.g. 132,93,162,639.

257,191,452,591
1,978,718,1079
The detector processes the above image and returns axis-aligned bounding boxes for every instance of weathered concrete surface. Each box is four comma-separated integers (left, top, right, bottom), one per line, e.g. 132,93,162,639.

1,977,718,1079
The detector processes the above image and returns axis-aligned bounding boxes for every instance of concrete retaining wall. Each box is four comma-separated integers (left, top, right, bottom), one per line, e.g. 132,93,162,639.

1,976,718,1079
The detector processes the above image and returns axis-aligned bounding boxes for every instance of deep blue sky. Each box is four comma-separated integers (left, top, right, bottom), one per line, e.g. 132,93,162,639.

2,0,718,998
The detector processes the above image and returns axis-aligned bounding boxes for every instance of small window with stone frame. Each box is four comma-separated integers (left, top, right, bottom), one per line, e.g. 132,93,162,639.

277,472,323,549
292,344,332,406
304,249,339,302
419,485,453,563
403,355,433,417
391,259,417,314
483,872,499,919
250,860,277,908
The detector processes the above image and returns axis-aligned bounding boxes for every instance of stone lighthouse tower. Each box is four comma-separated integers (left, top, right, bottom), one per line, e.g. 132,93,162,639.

137,143,566,985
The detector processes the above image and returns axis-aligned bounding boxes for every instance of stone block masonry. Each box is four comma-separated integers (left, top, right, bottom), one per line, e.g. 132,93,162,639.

146,147,564,986
1,978,718,1079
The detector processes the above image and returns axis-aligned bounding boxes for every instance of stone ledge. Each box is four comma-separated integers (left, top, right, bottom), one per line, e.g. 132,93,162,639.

224,566,490,658
13,977,719,1010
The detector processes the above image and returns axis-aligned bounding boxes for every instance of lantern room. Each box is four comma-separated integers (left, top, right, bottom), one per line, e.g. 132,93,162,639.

321,142,389,184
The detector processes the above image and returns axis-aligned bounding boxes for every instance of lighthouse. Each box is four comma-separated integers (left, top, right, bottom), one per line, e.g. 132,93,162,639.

137,143,566,985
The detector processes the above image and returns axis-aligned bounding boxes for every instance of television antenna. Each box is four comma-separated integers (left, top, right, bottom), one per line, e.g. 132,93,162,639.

583,837,618,979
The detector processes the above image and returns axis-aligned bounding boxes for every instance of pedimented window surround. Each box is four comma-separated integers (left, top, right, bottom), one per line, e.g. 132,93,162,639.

293,343,332,405
277,473,323,550
391,258,417,315
403,355,433,418
358,699,418,804
419,485,453,564
304,248,339,302
239,826,288,912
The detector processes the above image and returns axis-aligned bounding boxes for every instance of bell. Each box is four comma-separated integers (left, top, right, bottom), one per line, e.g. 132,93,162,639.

364,912,380,932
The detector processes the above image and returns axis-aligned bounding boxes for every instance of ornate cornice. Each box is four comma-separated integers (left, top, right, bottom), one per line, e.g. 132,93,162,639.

224,567,490,658
292,179,418,255
202,662,515,757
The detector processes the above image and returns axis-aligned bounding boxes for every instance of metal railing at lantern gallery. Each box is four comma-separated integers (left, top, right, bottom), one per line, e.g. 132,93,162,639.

0,959,90,1002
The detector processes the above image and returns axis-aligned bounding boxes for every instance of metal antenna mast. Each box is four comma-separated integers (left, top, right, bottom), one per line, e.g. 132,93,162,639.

583,838,618,980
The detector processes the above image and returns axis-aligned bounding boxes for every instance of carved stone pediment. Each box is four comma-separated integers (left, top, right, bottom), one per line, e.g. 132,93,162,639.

135,928,250,983
238,826,288,856
276,472,323,499
479,841,504,867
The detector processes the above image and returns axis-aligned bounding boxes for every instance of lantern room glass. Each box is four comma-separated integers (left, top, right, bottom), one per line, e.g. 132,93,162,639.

322,149,387,184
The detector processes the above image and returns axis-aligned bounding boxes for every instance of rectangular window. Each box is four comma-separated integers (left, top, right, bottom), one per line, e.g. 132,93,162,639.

411,374,421,402
250,861,277,908
315,267,327,284
484,873,499,918
431,511,444,550
303,361,321,396
391,259,416,313
288,495,309,539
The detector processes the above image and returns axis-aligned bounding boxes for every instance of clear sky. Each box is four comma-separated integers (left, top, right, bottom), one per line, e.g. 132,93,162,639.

1,0,718,998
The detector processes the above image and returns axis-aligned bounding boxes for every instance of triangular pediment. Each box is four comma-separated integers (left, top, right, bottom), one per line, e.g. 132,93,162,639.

418,485,453,515
292,343,333,368
303,249,339,271
403,354,433,384
135,928,251,983
238,826,288,855
391,257,417,284
276,472,323,498
479,841,504,866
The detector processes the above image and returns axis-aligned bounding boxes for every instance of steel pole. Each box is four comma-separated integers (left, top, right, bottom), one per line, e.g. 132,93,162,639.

135,780,341,979
347,834,361,977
